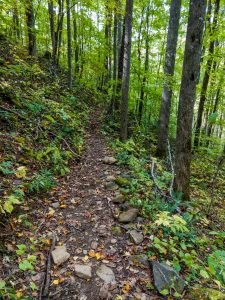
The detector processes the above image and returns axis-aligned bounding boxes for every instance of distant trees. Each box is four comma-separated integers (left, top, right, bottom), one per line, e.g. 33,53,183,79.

174,0,207,200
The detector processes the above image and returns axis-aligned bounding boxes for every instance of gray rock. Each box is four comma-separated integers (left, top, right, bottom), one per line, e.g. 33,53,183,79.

118,208,139,223
51,246,70,266
105,182,118,191
129,230,144,245
102,156,117,164
96,264,116,284
74,264,92,279
113,193,126,204
91,241,98,250
129,255,149,269
152,261,185,294
99,284,109,299
105,175,116,181
51,202,60,208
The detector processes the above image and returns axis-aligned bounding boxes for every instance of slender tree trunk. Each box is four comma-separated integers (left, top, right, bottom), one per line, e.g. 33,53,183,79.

66,0,72,88
194,0,220,148
207,87,220,140
120,0,134,141
175,0,207,200
25,0,36,56
73,5,79,74
13,0,20,39
56,0,64,66
48,1,56,64
156,0,182,157
138,4,151,124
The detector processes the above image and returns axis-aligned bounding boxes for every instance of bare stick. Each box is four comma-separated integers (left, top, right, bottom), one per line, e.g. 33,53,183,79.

39,233,56,299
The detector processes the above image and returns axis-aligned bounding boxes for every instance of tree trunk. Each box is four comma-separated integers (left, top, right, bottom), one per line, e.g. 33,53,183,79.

156,0,182,157
175,0,207,200
48,1,56,64
73,5,79,74
66,0,72,88
120,0,134,141
194,0,220,148
56,0,64,66
25,0,36,56
13,0,20,39
138,4,151,124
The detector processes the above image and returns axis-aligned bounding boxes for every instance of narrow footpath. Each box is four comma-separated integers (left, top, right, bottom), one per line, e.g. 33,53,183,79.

39,113,161,300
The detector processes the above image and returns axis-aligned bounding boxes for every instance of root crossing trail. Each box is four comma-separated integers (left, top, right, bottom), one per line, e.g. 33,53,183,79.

41,113,160,300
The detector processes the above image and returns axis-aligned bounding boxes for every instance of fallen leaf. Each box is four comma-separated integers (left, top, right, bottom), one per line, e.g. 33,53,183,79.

122,282,132,294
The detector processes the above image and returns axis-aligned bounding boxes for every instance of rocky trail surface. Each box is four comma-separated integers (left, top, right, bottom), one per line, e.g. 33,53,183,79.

35,113,164,299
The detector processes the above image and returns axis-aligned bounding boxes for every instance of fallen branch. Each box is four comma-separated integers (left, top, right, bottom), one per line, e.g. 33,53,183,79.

39,233,56,300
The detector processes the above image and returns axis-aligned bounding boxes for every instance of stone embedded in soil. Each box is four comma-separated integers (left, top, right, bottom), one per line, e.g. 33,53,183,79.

91,241,98,249
129,230,144,245
112,193,126,204
105,182,118,191
102,156,117,164
152,261,185,294
51,245,70,266
118,208,139,223
96,264,116,284
105,175,116,181
74,264,92,279
129,255,149,269
99,284,109,299
51,202,60,208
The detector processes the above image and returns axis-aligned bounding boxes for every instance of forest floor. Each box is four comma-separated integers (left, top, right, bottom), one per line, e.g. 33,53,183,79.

36,111,162,300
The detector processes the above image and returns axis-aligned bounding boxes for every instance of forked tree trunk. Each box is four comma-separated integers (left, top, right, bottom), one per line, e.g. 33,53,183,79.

120,0,134,141
175,0,207,200
156,0,182,157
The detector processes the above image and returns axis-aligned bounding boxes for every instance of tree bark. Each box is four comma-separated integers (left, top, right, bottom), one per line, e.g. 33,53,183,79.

156,0,182,157
25,0,36,56
13,0,20,39
66,0,72,88
120,0,134,141
175,0,207,200
194,0,220,148
48,1,56,64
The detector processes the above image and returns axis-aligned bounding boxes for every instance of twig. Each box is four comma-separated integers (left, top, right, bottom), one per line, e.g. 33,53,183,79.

167,139,174,199
39,233,56,300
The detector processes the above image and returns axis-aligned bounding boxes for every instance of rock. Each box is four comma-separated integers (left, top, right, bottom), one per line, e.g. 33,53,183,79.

51,246,70,266
51,202,60,208
105,182,118,191
105,175,116,181
102,156,117,164
118,208,139,223
129,230,144,245
91,241,98,250
129,255,149,269
96,264,116,284
74,264,92,279
113,193,126,204
152,261,185,294
99,284,109,299
187,288,225,300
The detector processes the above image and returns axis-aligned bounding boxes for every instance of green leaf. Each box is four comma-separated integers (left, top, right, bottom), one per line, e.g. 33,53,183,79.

208,112,218,124
3,201,13,213
16,244,27,255
160,289,169,295
200,269,210,279
19,259,34,271
0,280,6,289
30,282,37,291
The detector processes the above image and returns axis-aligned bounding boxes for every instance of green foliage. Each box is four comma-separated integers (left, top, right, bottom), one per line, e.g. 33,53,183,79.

28,169,56,194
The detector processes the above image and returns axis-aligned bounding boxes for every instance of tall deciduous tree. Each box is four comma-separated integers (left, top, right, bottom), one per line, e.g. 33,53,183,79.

194,0,220,148
25,0,36,56
156,0,182,157
66,0,72,88
175,0,207,200
120,0,134,141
